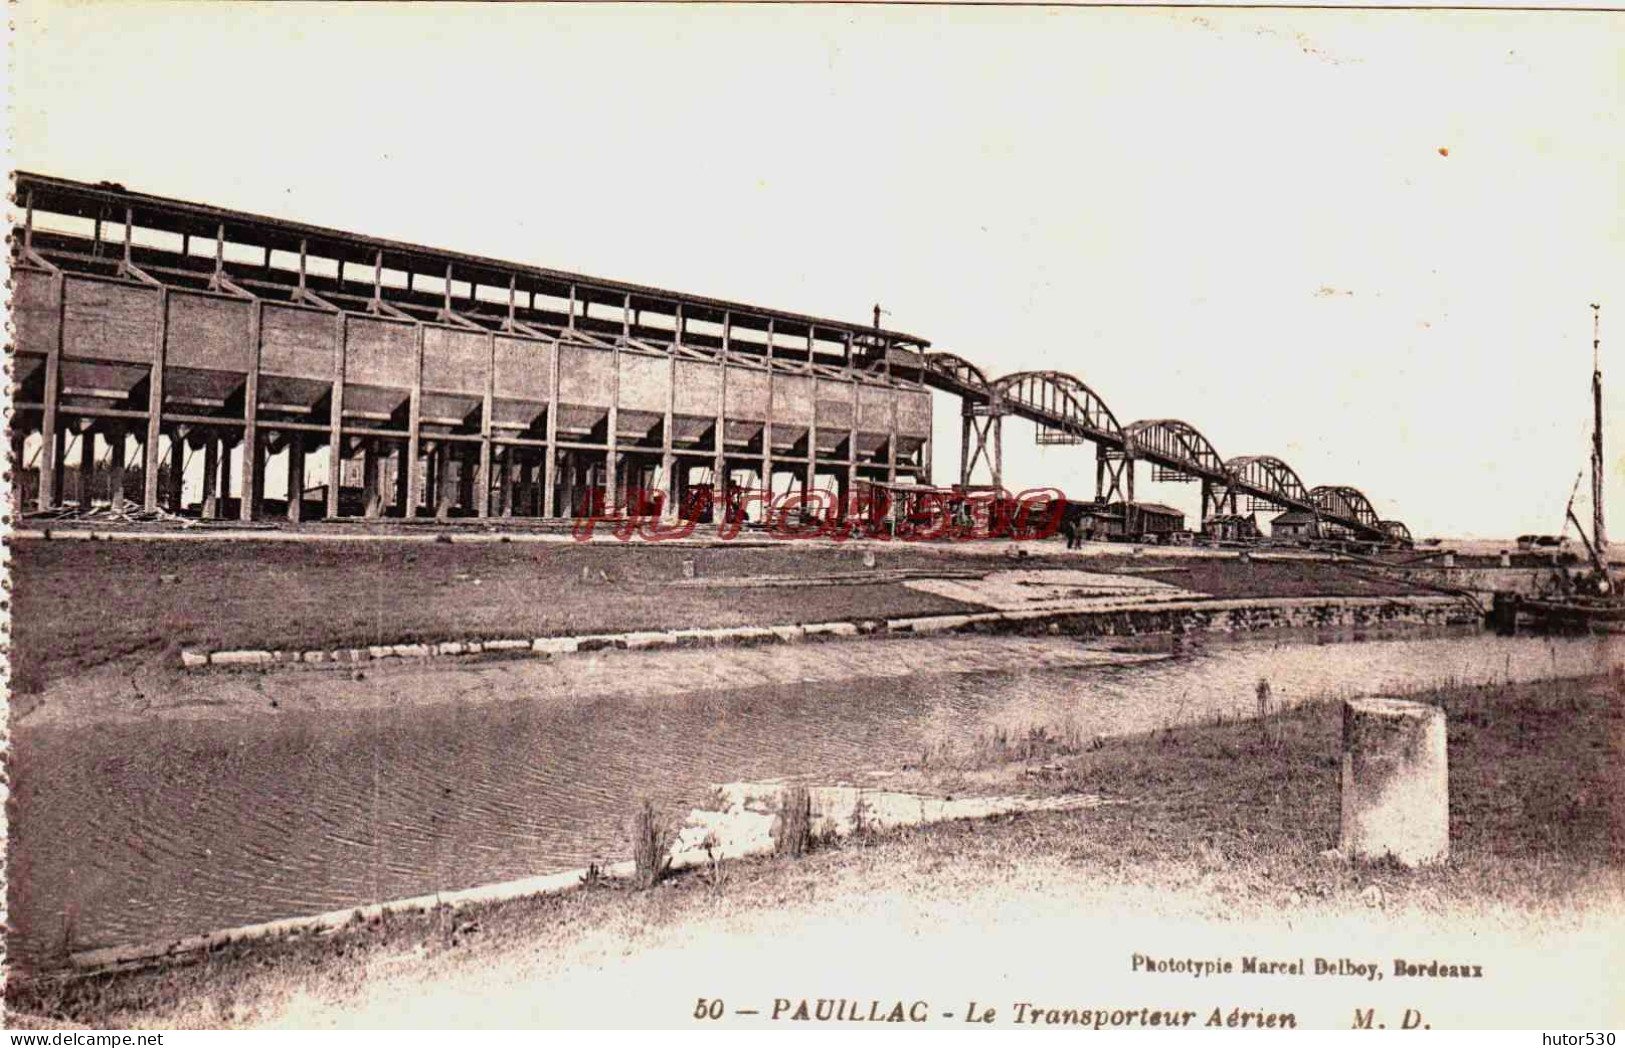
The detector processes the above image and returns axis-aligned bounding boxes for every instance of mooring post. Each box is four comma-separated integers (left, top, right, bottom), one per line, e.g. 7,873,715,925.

1339,698,1449,866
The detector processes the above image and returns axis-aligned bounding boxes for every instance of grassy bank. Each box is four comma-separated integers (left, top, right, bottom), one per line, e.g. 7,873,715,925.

10,538,1427,693
10,671,1618,1029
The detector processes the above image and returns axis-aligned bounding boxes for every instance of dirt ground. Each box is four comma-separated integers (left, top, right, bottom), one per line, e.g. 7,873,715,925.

9,536,1430,695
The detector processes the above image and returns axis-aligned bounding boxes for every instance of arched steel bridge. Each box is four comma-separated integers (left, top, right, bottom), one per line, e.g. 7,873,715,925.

908,351,1406,544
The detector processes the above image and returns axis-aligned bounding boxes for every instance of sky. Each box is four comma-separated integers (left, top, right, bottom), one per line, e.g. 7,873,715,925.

10,2,1624,539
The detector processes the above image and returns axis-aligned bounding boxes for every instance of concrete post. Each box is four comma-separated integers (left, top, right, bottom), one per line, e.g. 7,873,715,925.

1499,550,1511,568
1340,698,1449,867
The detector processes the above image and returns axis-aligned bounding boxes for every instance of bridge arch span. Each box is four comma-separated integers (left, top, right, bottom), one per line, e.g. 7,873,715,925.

1225,455,1313,509
989,370,1124,442
1311,485,1383,532
920,351,994,398
1124,419,1227,477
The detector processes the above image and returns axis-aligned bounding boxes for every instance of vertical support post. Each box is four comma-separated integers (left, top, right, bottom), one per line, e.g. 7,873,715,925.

713,312,729,530
37,268,64,511
220,436,235,515
992,414,1003,492
240,300,263,520
166,428,185,510
251,431,267,517
363,441,381,518
426,442,440,516
544,336,560,517
394,440,409,516
498,445,513,516
328,312,347,518
143,280,170,512
202,434,219,518
80,426,96,509
457,442,474,515
372,250,382,312
605,295,626,515
663,305,679,518
109,425,127,508
886,367,898,488
478,332,494,517
287,433,306,523
961,409,974,489
763,318,775,505
52,426,67,507
921,410,932,488
846,378,858,519
406,325,425,515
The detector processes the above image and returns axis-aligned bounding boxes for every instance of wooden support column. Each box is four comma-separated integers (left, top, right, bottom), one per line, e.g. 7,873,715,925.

79,427,96,508
220,436,235,514
525,455,541,517
805,328,817,511
498,446,513,517
327,313,348,519
544,335,560,518
714,313,729,531
962,409,975,489
426,441,440,515
478,333,494,517
240,301,263,521
993,414,1003,491
166,428,185,510
846,335,858,516
605,295,626,515
763,319,775,505
920,399,933,486
886,371,898,487
394,441,409,516
362,441,382,518
456,443,474,514
51,426,67,509
251,431,267,517
202,434,219,518
406,325,425,516
662,305,679,518
287,434,306,523
37,268,64,511
143,286,170,512
109,425,127,508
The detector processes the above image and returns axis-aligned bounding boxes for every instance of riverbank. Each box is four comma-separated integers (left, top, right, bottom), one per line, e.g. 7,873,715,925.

10,672,1620,1029
10,537,1433,695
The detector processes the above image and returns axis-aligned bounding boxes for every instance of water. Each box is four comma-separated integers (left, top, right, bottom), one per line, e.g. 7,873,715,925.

9,627,1622,969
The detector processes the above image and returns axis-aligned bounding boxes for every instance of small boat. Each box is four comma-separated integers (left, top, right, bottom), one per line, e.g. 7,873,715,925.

1503,305,1624,633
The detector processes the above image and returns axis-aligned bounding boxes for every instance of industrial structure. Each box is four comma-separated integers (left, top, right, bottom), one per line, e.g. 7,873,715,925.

9,172,1409,543
916,356,1412,544
9,173,934,523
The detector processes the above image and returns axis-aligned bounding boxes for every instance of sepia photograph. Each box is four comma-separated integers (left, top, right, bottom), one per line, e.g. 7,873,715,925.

2,0,1622,1032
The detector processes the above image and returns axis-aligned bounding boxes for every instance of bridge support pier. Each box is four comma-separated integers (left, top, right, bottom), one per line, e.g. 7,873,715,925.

959,406,1002,490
